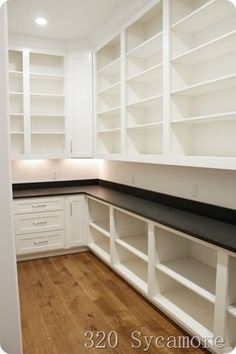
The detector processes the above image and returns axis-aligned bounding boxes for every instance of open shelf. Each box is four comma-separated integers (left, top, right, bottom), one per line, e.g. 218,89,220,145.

98,88,120,114
31,134,65,155
171,0,235,34
171,119,236,157
30,95,64,115
30,53,64,75
30,76,64,95
126,2,162,53
9,50,22,72
98,82,120,96
11,134,25,156
127,95,162,109
97,59,120,92
10,115,24,133
88,198,110,236
154,271,214,339
97,35,120,71
115,244,148,293
172,111,236,125
127,78,162,106
155,226,217,303
97,130,121,155
127,101,162,127
127,125,162,156
31,115,65,133
171,0,236,58
89,226,110,263
114,209,148,261
98,107,121,131
127,64,162,83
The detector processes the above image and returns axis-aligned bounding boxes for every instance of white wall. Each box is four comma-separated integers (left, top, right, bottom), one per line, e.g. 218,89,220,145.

0,4,22,354
12,159,100,183
99,161,236,209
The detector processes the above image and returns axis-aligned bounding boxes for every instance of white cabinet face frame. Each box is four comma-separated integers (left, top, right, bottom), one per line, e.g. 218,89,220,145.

86,196,236,352
94,0,236,170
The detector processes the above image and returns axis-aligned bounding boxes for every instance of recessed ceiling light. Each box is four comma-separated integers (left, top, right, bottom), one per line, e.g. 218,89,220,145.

35,17,47,26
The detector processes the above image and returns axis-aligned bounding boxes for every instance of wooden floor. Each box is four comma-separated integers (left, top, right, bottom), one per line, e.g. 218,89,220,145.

17,252,207,354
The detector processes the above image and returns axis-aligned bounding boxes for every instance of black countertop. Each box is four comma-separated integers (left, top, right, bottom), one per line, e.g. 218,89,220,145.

13,183,236,254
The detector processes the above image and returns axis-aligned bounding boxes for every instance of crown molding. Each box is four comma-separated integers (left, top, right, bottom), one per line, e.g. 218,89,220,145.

89,0,159,49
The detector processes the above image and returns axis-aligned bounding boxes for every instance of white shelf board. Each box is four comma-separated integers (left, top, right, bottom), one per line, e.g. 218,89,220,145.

10,132,24,135
97,128,121,134
171,0,234,34
31,131,65,135
10,113,24,116
30,93,65,98
89,243,110,263
127,122,162,130
97,58,120,75
127,94,162,108
228,304,236,317
116,235,148,262
172,111,236,125
172,30,236,66
156,257,216,303
154,288,214,340
9,70,23,76
31,114,65,117
89,221,110,238
10,91,23,96
30,72,64,80
172,73,236,96
127,64,162,83
115,262,148,293
98,82,120,96
127,32,163,58
98,106,121,115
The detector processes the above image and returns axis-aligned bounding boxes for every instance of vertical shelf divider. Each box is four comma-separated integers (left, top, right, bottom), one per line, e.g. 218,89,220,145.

23,49,30,157
121,30,126,158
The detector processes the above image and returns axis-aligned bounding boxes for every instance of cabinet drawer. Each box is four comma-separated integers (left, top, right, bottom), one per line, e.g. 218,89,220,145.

14,197,64,215
16,230,64,255
15,211,64,235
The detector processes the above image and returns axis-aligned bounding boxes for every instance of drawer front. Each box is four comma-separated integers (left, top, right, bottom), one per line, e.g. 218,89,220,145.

16,230,65,255
15,211,64,235
14,197,64,215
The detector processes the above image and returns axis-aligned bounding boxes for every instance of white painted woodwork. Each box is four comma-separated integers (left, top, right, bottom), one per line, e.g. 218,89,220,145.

94,0,236,169
68,54,93,157
0,4,23,353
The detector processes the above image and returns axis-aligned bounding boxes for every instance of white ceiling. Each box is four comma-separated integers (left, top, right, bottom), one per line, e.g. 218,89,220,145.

7,0,127,41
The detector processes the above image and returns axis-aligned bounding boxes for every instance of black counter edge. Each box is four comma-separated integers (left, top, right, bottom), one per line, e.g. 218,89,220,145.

12,179,99,191
98,179,236,226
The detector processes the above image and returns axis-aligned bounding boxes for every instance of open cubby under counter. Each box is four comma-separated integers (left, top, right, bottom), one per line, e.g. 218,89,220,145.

155,226,217,303
89,227,110,263
88,198,110,237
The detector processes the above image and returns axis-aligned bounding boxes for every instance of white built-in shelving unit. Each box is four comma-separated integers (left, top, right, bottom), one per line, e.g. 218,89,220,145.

86,196,236,352
8,49,66,159
94,0,236,169
126,1,163,158
171,0,236,159
96,35,122,156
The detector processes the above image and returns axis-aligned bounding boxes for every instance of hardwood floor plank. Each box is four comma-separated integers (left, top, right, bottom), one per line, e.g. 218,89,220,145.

17,252,208,354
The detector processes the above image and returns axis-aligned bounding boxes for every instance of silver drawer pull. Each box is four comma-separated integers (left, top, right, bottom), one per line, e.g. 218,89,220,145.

32,204,47,208
34,240,49,245
33,220,47,226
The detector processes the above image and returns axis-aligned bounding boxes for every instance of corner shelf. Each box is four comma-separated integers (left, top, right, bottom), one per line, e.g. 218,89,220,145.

126,32,163,58
88,197,110,235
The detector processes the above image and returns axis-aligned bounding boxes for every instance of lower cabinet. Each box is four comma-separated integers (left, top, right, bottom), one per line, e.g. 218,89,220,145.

13,195,87,257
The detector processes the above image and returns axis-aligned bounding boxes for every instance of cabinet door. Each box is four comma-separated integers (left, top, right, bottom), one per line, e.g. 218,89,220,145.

66,196,86,248
68,54,93,158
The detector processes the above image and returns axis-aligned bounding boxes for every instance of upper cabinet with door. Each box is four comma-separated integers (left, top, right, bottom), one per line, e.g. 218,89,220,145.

8,49,93,160
94,0,236,170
